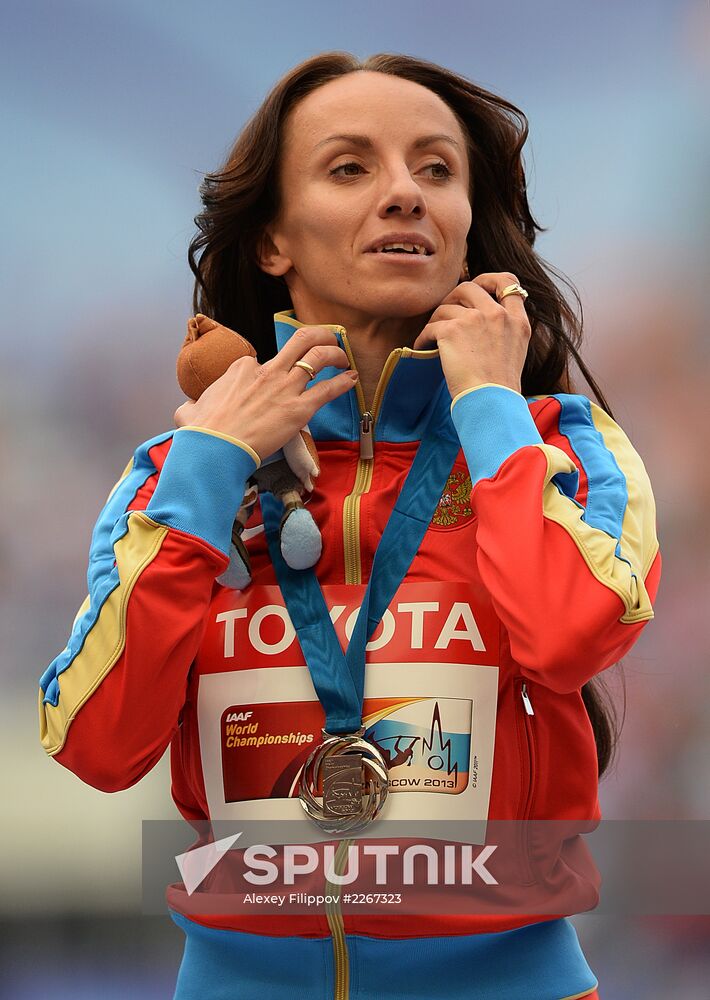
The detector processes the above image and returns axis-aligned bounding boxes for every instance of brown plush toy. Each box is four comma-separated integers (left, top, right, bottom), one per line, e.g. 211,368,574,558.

176,313,323,590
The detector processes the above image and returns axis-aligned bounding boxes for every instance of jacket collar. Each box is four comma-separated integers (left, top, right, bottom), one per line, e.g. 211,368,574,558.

273,309,448,443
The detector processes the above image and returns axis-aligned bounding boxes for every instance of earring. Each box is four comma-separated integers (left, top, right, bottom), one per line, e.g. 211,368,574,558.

460,260,470,280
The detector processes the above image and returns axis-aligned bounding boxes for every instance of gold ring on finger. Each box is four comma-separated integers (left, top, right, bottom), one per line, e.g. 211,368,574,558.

291,360,317,380
497,282,529,302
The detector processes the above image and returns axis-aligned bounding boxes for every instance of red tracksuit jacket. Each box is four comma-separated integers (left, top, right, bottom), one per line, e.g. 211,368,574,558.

38,308,661,1000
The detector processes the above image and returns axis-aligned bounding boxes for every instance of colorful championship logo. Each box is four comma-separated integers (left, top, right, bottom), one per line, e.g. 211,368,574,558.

431,469,473,528
363,697,472,794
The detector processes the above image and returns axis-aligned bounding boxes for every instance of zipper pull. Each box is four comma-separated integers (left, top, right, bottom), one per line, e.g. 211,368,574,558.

521,682,535,716
360,411,374,460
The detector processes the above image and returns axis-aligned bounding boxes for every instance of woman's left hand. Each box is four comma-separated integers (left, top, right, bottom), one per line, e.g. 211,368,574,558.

412,272,532,398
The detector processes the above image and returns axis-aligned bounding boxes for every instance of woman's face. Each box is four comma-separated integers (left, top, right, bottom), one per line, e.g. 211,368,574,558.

259,71,473,325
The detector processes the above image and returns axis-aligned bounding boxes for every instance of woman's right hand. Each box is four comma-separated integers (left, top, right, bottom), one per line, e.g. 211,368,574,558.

173,326,358,462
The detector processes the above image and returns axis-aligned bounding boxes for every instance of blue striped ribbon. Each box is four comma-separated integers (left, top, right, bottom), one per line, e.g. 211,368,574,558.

261,381,460,734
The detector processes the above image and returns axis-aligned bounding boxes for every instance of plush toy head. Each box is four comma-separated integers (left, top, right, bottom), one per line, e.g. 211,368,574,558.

176,313,257,400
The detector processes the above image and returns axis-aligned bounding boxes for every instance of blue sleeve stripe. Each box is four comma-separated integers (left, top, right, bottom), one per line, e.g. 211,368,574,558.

554,394,628,543
86,431,174,602
40,570,119,705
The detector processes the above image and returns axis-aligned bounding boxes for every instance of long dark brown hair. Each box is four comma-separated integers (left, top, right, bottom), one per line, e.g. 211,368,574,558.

187,50,626,779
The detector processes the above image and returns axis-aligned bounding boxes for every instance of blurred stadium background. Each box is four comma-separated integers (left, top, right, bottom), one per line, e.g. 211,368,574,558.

2,1,708,996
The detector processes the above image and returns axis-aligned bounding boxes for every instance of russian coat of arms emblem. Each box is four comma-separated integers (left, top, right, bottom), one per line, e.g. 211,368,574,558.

431,468,473,528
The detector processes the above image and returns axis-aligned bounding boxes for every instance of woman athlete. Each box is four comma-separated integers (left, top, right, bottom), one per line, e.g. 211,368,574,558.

38,51,661,999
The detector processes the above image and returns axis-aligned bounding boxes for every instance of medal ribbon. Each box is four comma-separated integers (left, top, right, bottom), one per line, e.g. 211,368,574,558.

261,380,460,735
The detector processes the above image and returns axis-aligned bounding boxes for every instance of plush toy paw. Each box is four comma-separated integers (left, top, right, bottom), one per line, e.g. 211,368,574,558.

216,539,252,590
280,506,322,570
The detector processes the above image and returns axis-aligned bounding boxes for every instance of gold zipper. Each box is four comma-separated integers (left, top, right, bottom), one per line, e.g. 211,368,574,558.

340,337,413,585
324,838,354,1000
318,321,436,999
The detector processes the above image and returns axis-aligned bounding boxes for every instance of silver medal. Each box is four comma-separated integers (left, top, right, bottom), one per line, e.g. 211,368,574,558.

298,727,389,833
